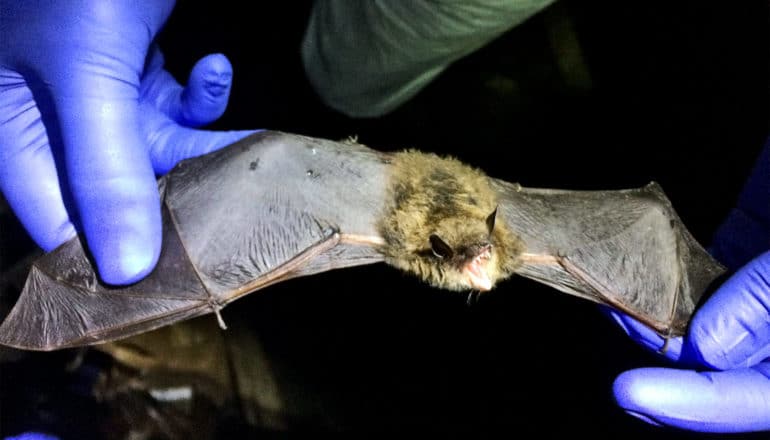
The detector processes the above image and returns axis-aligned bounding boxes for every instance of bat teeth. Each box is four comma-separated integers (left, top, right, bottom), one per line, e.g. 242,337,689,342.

465,258,492,291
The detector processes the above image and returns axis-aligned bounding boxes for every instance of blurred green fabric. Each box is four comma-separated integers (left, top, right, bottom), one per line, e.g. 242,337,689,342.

302,0,556,117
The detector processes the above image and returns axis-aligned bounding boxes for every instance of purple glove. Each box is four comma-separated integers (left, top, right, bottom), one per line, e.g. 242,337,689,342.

0,0,254,285
609,139,770,432
4,433,59,440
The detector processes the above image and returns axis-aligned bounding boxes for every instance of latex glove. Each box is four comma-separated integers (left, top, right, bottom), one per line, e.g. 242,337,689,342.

4,433,59,440
609,139,770,433
0,1,254,285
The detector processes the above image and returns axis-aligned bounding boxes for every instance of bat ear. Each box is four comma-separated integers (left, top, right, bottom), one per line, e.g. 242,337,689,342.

486,207,498,234
429,234,454,259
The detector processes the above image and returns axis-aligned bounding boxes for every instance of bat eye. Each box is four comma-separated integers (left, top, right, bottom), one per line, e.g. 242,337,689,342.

429,234,454,259
485,207,497,234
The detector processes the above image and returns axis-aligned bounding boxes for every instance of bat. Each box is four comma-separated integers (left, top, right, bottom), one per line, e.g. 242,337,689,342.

0,131,725,351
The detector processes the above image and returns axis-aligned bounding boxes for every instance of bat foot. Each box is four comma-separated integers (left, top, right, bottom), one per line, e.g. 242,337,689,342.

213,306,228,330
657,329,673,354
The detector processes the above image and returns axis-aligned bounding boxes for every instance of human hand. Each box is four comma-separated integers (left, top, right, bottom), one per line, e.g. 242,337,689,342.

609,139,770,432
0,1,254,285
3,433,59,440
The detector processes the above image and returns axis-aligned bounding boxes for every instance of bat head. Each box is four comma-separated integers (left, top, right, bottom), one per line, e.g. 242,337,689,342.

425,208,499,291
380,150,523,292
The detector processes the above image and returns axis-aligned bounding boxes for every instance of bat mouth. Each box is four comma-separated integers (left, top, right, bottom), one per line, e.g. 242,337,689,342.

464,245,493,291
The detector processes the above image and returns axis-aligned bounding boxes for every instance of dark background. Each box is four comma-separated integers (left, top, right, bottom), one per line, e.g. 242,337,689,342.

3,0,770,438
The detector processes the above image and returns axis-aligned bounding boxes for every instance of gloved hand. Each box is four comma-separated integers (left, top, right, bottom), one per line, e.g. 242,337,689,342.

4,433,59,440
0,1,254,285
609,139,770,433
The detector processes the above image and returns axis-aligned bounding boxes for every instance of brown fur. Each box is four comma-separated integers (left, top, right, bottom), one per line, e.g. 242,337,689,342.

378,150,524,291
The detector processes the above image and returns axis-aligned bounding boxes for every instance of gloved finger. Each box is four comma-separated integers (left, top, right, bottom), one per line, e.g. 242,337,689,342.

39,66,161,286
178,53,233,126
613,363,770,433
602,307,685,363
688,250,770,370
142,49,234,128
0,75,75,250
149,126,257,175
4,432,60,440
140,103,257,174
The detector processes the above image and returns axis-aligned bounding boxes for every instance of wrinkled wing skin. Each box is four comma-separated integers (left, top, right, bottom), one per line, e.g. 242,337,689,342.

163,131,388,297
0,206,210,350
492,180,725,336
0,131,388,350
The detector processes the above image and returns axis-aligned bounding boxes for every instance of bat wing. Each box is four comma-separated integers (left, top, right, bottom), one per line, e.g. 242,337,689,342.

0,131,388,351
492,179,725,336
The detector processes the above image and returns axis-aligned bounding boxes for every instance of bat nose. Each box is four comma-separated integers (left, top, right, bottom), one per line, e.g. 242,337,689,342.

475,243,492,260
460,243,492,262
